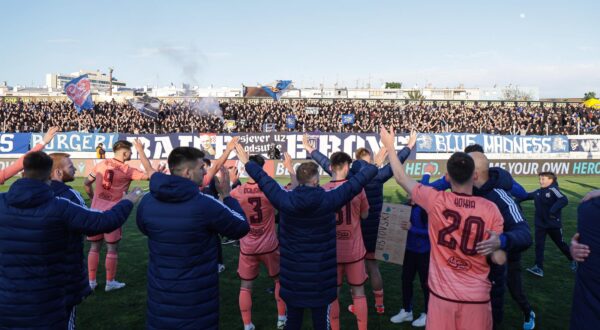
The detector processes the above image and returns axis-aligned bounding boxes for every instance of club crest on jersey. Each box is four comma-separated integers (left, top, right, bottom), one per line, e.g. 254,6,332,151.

447,256,472,271
546,193,551,198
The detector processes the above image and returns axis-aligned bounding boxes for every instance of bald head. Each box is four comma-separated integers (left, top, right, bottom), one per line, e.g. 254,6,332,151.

469,152,489,188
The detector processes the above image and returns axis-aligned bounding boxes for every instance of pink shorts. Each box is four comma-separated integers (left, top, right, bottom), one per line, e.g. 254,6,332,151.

337,259,368,287
237,249,280,281
426,292,492,330
87,227,122,244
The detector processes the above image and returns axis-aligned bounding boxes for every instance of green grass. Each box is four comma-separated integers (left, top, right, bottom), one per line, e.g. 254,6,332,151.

2,176,598,330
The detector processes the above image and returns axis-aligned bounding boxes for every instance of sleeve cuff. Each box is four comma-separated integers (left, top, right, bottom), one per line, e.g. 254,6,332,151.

499,234,508,250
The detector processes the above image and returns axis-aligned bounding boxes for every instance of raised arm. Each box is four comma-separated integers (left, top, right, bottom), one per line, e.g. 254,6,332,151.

380,126,418,195
133,138,165,179
377,131,417,181
237,143,291,211
205,136,239,184
282,152,299,189
0,126,58,185
303,134,333,176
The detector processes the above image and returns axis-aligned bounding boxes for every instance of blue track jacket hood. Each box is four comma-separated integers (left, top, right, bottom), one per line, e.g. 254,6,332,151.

150,172,200,203
6,178,54,208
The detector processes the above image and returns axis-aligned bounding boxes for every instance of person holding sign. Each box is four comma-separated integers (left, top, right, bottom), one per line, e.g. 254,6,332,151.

380,126,506,330
304,132,417,315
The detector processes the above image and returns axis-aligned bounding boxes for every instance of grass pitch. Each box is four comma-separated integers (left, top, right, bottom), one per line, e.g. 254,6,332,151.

2,176,597,329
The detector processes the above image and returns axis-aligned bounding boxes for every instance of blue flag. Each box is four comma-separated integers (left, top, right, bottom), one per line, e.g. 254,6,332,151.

342,114,355,124
262,80,292,101
286,115,297,129
64,74,94,113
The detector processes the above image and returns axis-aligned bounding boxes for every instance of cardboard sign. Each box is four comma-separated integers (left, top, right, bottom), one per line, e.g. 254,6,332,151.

375,203,411,265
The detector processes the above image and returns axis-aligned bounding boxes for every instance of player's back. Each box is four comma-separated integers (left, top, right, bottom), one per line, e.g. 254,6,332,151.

231,182,278,255
322,180,369,263
91,159,142,211
412,184,503,303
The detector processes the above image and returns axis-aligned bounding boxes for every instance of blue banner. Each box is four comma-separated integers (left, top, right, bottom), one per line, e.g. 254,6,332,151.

417,133,569,153
342,114,355,124
0,133,31,154
64,75,94,113
30,132,118,152
119,132,416,161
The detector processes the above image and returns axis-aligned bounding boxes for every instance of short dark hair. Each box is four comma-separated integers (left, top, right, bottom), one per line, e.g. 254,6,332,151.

168,147,205,173
446,152,475,185
249,155,265,168
113,140,133,152
464,144,484,153
23,151,53,181
330,152,352,170
539,171,557,183
296,162,319,185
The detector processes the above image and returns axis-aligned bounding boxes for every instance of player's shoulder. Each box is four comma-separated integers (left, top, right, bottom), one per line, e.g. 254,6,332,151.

474,195,502,214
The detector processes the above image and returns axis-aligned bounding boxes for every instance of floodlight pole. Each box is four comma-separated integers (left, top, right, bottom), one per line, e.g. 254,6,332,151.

109,67,114,96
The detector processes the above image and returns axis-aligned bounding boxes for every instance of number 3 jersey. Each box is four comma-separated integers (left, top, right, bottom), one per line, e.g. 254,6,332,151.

90,158,146,211
322,180,370,263
231,182,278,255
411,183,504,303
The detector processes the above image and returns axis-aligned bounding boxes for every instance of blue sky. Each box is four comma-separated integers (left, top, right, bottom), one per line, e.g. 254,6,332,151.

2,0,599,97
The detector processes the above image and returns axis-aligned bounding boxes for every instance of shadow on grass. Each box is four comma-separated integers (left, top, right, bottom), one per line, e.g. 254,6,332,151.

559,187,584,201
565,180,598,192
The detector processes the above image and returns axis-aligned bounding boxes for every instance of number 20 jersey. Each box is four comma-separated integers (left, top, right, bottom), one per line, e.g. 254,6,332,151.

412,183,504,303
231,182,278,255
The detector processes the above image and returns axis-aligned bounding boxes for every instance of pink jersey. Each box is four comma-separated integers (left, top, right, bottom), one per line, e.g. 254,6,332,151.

90,158,146,211
231,182,278,255
411,183,504,303
322,180,369,263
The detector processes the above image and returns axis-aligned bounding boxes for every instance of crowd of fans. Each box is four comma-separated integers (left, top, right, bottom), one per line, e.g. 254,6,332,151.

0,98,598,135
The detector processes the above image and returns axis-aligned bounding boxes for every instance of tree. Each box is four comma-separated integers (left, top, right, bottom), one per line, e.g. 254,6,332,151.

584,91,597,100
385,82,402,89
406,90,425,100
502,86,533,101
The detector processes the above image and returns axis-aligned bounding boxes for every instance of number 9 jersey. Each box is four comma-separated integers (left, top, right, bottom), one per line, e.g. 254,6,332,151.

411,183,504,303
231,182,278,255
